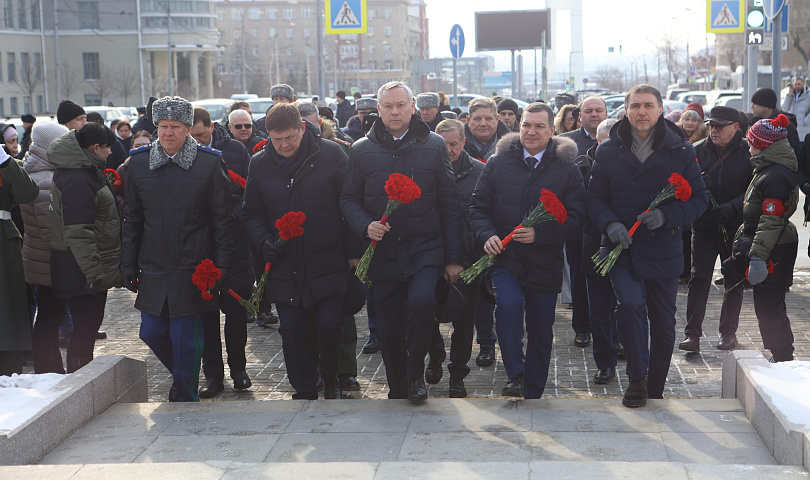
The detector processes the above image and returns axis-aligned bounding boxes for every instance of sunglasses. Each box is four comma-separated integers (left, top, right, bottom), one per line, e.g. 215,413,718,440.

233,124,252,130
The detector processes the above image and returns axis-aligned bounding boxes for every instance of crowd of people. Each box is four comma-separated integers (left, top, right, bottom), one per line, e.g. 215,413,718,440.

0,79,807,408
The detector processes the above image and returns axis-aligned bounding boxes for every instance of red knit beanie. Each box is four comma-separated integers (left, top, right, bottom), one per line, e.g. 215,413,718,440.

746,114,790,151
685,102,705,121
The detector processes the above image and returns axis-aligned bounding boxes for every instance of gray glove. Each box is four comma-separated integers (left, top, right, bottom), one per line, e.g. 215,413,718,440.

606,222,632,249
637,209,666,230
747,257,768,285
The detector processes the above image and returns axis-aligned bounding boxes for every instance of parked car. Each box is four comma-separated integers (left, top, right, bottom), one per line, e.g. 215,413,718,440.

84,106,126,127
676,91,707,105
246,98,274,120
704,90,742,109
117,107,139,122
666,88,689,101
713,95,743,111
446,93,487,113
230,94,258,100
601,94,627,115
191,99,233,124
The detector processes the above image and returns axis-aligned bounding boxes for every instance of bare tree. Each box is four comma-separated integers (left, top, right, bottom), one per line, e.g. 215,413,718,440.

112,67,140,106
13,59,43,111
88,67,112,105
59,64,80,101
658,34,687,86
594,64,625,92
788,0,810,67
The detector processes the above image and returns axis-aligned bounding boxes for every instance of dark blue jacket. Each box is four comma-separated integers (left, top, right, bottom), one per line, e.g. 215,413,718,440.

587,116,709,280
470,134,585,292
561,126,597,157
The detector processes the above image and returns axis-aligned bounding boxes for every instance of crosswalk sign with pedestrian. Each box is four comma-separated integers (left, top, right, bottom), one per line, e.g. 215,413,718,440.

706,0,745,33
325,0,367,35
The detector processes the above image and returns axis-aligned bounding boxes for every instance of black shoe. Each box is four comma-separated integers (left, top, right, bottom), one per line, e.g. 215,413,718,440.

448,376,467,398
323,380,343,399
339,374,361,391
613,342,626,360
362,338,379,354
501,373,524,397
409,379,428,401
574,333,591,347
246,312,257,323
231,371,252,390
678,335,700,352
424,361,443,385
717,333,737,350
199,377,225,398
168,384,179,402
256,311,279,327
475,346,494,367
593,366,616,384
95,331,107,340
622,377,647,408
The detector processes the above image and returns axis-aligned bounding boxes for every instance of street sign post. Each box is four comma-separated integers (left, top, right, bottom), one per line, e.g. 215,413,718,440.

325,0,367,35
707,0,745,33
450,24,465,108
764,5,788,33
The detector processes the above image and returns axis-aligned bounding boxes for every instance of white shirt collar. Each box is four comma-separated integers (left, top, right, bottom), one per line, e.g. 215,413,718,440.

523,147,545,168
393,129,409,141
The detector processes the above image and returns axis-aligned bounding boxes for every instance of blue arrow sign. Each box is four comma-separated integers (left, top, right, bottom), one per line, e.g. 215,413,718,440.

764,4,789,33
762,0,787,21
450,24,465,59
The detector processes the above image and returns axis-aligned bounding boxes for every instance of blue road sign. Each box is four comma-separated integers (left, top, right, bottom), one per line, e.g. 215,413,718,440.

764,4,789,33
707,0,744,33
450,24,465,59
762,0,787,20
325,0,367,35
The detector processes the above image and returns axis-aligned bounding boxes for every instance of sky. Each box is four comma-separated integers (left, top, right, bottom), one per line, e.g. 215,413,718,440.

425,0,717,75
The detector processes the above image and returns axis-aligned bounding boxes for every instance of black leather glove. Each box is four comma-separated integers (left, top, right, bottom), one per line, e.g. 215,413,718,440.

704,202,736,222
701,173,712,190
637,208,666,230
606,222,632,249
84,279,102,295
121,266,138,293
212,268,230,295
800,181,810,196
263,239,284,264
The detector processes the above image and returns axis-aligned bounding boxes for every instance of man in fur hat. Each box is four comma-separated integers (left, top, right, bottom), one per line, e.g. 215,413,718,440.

122,96,234,402
469,102,586,399
416,93,442,131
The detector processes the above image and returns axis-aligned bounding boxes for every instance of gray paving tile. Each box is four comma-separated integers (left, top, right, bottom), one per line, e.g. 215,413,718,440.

661,432,778,465
223,461,378,479
68,412,178,439
375,462,530,479
264,432,405,462
683,463,810,479
72,462,229,480
528,461,689,479
161,412,295,436
532,409,659,432
532,432,670,462
655,411,757,433
39,434,157,464
0,465,82,480
134,434,279,463
284,409,412,433
397,431,533,462
408,409,532,433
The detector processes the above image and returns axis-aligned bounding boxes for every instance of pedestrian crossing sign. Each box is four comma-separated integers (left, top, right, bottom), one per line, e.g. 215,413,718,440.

326,0,367,35
707,0,745,33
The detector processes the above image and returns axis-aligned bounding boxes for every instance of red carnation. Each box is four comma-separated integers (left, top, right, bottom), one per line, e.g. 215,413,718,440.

253,139,267,154
669,173,692,202
104,168,122,188
275,211,306,241
192,259,221,299
540,189,567,224
228,170,246,189
384,173,422,205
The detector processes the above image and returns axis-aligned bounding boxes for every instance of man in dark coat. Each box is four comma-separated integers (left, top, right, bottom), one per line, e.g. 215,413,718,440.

750,88,801,160
341,81,463,401
228,109,263,154
464,98,512,161
496,98,520,132
470,102,585,399
680,107,751,354
122,96,234,402
335,91,354,129
561,96,609,348
189,107,254,397
18,114,36,158
416,93,442,132
423,119,487,397
344,98,378,142
587,85,708,408
243,104,351,399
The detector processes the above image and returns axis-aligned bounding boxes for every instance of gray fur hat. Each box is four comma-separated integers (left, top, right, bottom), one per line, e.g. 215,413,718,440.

270,84,295,101
356,97,378,112
416,93,440,109
152,96,194,127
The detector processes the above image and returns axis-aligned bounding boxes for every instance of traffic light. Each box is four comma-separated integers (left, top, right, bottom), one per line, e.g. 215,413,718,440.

747,0,764,28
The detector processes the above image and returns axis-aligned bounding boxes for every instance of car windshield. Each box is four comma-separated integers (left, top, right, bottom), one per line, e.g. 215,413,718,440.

249,101,274,115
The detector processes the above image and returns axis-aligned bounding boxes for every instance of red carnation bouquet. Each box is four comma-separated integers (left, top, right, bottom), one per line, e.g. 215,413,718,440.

104,168,122,188
192,211,306,315
228,170,246,189
460,189,567,284
355,173,422,281
592,173,692,276
253,139,267,154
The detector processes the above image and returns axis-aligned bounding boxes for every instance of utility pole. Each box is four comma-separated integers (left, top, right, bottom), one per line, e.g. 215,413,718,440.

167,1,173,96
54,0,60,101
316,0,325,101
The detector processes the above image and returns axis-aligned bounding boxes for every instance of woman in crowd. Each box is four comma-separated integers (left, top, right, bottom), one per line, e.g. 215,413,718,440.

116,120,133,151
1,124,19,157
554,104,578,135
677,108,709,144
47,123,122,372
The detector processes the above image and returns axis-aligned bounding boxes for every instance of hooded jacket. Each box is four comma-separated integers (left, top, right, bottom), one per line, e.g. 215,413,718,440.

587,116,709,280
48,131,122,298
470,134,585,292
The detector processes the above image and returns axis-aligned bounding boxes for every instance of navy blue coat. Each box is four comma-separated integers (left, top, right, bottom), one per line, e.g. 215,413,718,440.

561,126,597,157
470,134,585,293
587,116,709,280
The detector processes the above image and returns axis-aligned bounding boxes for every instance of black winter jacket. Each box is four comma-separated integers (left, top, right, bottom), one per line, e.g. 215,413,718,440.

579,145,602,276
418,112,442,132
561,126,598,157
470,134,585,292
122,141,234,318
336,100,354,129
451,150,486,266
243,122,350,307
341,115,463,281
587,116,709,280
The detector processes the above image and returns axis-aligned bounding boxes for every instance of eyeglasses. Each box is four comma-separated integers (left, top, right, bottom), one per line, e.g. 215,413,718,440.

708,123,730,130
269,131,300,145
232,124,252,130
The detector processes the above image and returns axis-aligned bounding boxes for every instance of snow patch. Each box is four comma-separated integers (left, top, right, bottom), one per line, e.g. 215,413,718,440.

749,361,810,430
0,373,71,434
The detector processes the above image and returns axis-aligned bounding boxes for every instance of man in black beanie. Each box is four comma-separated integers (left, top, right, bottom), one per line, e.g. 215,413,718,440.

497,98,520,132
56,100,87,131
19,114,36,157
750,88,801,159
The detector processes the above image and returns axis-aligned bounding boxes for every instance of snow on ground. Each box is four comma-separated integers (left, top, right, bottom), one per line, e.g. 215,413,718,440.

749,361,810,430
0,373,70,434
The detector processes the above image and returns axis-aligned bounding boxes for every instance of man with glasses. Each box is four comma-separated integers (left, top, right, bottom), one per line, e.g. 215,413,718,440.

229,109,263,154
679,106,752,354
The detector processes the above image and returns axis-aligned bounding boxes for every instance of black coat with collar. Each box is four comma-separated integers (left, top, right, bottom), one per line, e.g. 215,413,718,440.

451,150,486,266
340,115,463,281
470,134,585,292
122,142,235,318
242,121,350,308
587,116,709,280
561,126,598,157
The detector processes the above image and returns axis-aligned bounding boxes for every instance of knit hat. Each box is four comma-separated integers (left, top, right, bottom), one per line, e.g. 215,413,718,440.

2,124,16,142
31,121,69,150
416,93,440,109
56,100,86,125
746,114,790,150
685,102,704,121
270,84,295,102
665,109,683,123
497,98,520,115
356,97,378,112
152,96,194,127
21,114,36,124
751,88,778,109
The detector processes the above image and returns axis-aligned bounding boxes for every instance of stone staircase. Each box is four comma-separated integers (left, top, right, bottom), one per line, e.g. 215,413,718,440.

3,397,808,479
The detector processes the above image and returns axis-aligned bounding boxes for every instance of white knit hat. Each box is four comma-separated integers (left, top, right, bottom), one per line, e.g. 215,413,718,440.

31,121,69,150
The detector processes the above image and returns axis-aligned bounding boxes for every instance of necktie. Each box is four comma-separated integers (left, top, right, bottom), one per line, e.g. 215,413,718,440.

525,156,538,169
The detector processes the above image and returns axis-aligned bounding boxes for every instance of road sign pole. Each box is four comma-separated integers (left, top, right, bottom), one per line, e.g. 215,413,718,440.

541,31,548,102
453,57,458,110
772,9,782,92
317,0,325,102
747,43,758,110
